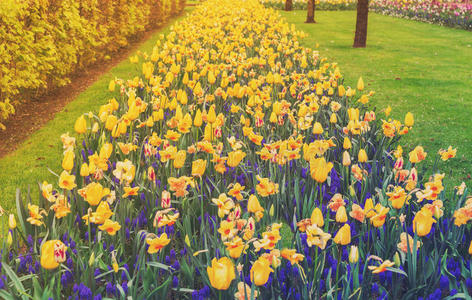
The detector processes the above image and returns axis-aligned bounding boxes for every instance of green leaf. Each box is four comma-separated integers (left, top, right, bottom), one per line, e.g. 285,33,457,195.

2,263,29,300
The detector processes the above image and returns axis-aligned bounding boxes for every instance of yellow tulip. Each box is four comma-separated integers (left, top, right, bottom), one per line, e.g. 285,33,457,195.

412,207,436,236
250,257,273,286
405,112,414,127
191,159,207,177
208,70,216,84
227,150,246,168
312,122,323,135
173,150,186,169
7,231,12,246
207,106,217,124
81,182,110,206
349,245,359,263
310,207,324,227
329,113,337,124
336,206,348,223
108,80,115,92
358,149,368,163
99,143,113,159
342,151,351,166
207,257,236,290
343,137,352,150
9,214,16,229
40,240,67,270
357,77,364,91
338,85,345,97
194,109,203,127
310,157,333,183
80,163,90,177
364,198,375,218
62,149,75,171
105,115,117,131
74,115,87,134
248,194,264,218
469,240,472,255
386,186,410,209
334,223,351,245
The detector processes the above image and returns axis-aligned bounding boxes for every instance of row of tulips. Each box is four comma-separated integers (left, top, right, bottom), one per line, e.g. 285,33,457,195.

1,0,471,299
260,0,357,10
370,0,472,30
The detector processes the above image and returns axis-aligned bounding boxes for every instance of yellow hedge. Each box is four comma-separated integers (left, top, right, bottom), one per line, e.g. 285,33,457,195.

0,0,186,129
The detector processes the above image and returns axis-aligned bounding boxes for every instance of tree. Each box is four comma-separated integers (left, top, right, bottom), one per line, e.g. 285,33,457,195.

353,0,369,47
305,0,316,23
285,0,293,11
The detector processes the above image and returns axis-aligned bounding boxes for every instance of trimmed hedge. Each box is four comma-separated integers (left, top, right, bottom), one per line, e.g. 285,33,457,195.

0,0,186,129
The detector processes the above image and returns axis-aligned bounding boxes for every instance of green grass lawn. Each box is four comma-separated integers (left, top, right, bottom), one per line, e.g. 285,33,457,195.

281,10,472,191
0,9,192,215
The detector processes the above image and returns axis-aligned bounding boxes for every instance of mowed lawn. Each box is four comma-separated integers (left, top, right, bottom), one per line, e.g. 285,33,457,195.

281,10,472,190
0,9,192,215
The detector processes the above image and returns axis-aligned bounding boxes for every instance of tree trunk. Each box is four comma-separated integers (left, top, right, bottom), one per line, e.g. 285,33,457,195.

353,0,369,48
285,0,293,11
305,0,316,23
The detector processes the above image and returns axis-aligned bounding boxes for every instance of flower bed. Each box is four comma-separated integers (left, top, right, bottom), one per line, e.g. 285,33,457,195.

260,0,357,10
371,0,472,30
1,0,471,299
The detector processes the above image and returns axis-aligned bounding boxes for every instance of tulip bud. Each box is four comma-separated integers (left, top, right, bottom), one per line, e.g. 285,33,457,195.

74,115,87,134
185,235,191,247
349,246,359,263
80,163,90,177
108,80,115,92
269,204,274,217
312,122,323,135
89,252,95,267
357,77,364,91
343,137,352,150
62,149,75,171
207,106,216,124
310,207,324,228
405,112,414,127
394,252,401,267
112,252,119,273
334,223,351,245
338,85,345,97
330,113,337,124
342,151,351,166
469,240,472,256
349,185,356,197
335,206,348,223
92,122,99,133
9,214,16,229
358,149,368,163
7,231,13,246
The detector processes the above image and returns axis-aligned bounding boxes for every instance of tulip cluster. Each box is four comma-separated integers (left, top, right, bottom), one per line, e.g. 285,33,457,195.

371,0,472,30
0,0,471,299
